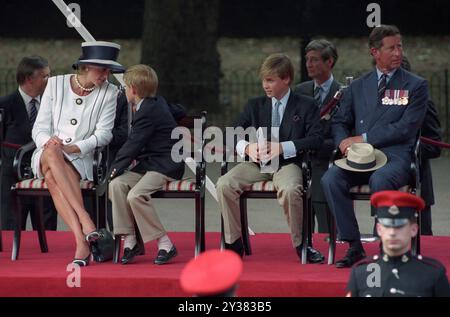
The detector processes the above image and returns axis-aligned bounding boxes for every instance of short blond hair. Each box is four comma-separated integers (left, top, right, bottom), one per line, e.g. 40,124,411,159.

259,53,294,84
124,64,158,98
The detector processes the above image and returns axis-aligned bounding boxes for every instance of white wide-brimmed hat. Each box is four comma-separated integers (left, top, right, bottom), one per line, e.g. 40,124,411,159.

72,41,125,73
335,143,387,172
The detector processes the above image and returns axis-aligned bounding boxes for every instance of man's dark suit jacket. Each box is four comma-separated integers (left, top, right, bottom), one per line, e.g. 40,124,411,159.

0,90,56,230
294,79,341,203
332,67,428,170
232,92,323,168
109,96,185,181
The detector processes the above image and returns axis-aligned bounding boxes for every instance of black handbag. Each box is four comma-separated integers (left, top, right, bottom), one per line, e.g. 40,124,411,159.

90,228,115,262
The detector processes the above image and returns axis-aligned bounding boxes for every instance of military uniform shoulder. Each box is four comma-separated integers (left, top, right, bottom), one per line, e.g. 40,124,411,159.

413,254,446,270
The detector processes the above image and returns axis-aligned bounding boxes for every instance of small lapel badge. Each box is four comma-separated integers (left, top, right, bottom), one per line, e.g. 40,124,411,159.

293,115,300,122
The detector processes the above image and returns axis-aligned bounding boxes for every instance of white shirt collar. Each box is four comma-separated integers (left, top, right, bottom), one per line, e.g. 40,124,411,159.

376,67,397,82
18,86,41,105
135,99,144,112
272,88,290,108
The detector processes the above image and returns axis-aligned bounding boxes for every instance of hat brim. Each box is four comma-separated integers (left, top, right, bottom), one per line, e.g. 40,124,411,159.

335,149,387,172
378,218,410,228
72,60,125,74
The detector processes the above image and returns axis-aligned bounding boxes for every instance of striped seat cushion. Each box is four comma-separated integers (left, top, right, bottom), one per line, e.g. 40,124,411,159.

244,181,275,192
14,179,95,190
350,185,411,194
162,179,197,191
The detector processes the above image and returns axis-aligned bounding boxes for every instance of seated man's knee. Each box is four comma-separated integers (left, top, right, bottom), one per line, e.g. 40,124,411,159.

109,177,128,196
126,189,147,205
369,173,395,192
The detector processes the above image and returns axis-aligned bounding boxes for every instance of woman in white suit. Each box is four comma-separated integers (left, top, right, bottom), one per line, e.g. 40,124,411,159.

31,41,125,266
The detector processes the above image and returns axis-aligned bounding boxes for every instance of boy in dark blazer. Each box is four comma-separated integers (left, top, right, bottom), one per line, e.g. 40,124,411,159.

216,53,325,263
108,64,184,265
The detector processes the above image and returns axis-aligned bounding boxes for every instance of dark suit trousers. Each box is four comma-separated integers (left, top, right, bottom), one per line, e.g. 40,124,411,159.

321,156,411,241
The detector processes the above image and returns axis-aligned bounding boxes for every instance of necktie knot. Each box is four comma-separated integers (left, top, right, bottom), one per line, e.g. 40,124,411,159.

29,98,38,125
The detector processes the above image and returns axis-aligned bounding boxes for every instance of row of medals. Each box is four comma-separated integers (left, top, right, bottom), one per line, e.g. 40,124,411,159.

382,96,409,105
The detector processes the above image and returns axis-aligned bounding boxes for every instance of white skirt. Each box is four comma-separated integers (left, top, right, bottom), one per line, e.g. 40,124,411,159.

31,147,88,180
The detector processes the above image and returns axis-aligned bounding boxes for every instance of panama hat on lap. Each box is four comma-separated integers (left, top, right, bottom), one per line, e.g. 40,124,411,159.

335,143,387,172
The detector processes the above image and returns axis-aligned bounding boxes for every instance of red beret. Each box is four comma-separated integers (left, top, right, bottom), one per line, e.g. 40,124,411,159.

180,250,243,296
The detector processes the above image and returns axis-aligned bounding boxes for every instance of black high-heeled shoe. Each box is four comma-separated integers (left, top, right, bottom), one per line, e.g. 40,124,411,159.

72,254,91,267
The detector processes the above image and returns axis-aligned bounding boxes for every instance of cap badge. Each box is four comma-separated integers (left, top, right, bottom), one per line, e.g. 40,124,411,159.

388,205,400,215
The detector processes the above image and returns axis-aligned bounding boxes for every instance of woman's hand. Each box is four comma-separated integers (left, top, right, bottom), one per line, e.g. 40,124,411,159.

44,136,63,148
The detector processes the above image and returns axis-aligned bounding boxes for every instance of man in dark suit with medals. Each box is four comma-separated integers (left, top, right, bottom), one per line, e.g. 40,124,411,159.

322,25,429,268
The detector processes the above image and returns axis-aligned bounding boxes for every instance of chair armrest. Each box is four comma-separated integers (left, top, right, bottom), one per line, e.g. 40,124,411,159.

328,148,342,169
93,145,109,194
301,151,312,190
13,141,36,181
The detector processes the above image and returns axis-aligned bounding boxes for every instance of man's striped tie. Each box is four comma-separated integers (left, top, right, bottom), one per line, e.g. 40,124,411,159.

272,100,281,127
29,98,37,125
314,86,322,107
378,74,387,99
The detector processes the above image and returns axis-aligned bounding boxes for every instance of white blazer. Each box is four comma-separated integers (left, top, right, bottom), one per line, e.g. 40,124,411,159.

31,74,118,180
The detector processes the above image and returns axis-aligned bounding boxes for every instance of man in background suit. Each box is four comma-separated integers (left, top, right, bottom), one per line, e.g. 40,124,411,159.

0,56,57,230
216,53,325,263
400,56,442,236
321,25,428,268
294,39,341,233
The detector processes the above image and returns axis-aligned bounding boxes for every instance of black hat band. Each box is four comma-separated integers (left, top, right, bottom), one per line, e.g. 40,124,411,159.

80,45,119,62
346,158,376,170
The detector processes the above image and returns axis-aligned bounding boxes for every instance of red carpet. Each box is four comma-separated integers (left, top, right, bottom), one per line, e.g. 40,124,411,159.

0,231,449,297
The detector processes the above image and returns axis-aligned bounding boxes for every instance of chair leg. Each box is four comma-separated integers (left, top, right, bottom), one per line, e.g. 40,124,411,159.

91,194,99,229
98,193,107,229
12,192,22,261
200,194,206,253
412,212,421,256
194,192,202,257
35,197,48,253
240,197,251,256
326,207,336,265
113,234,122,264
135,223,145,255
220,216,225,250
301,193,309,264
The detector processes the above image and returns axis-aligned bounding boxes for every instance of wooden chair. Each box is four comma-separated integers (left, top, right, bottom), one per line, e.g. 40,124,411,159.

113,112,207,262
10,142,108,260
219,152,314,264
326,138,421,264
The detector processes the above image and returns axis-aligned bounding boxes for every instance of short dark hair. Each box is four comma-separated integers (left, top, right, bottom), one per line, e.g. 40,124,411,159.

305,39,338,68
369,25,401,49
16,56,49,85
